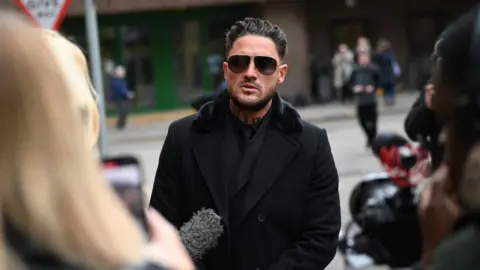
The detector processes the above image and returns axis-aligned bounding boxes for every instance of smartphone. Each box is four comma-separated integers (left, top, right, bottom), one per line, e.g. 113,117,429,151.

102,155,148,233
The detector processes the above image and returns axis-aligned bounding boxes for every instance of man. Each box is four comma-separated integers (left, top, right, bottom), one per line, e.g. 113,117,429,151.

418,5,480,269
150,17,341,270
404,80,444,171
350,53,380,147
111,65,134,130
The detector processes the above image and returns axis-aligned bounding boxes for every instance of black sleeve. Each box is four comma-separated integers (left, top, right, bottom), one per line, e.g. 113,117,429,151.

149,124,185,229
266,129,341,270
374,66,381,88
404,90,436,142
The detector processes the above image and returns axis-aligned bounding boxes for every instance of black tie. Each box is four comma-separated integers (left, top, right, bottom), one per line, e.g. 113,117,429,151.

239,126,254,152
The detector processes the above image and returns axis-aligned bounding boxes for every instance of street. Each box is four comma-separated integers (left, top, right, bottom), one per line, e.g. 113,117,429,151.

109,112,408,270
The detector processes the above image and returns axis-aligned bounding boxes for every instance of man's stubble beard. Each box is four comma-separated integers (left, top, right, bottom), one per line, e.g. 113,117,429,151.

228,85,276,112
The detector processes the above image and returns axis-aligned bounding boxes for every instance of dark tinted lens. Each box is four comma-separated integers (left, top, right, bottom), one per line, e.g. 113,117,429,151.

254,56,278,75
227,55,251,74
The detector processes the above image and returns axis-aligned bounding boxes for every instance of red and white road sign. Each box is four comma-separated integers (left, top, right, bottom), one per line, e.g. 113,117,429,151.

15,0,71,30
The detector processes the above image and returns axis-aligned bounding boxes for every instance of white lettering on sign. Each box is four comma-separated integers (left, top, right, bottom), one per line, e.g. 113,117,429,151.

20,0,69,29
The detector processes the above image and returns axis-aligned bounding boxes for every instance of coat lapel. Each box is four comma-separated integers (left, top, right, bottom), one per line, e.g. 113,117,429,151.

192,129,230,227
235,129,299,226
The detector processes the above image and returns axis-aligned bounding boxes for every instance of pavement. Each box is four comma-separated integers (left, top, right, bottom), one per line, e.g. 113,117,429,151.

107,91,418,144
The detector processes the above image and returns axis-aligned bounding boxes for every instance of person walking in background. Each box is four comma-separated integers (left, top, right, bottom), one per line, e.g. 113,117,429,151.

350,53,380,147
111,65,134,130
332,44,354,103
373,38,400,106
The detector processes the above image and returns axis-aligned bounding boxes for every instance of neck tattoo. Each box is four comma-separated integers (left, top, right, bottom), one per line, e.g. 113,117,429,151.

230,104,262,125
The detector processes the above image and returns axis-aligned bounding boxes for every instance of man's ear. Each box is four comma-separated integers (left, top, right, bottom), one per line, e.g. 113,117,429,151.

277,64,288,84
223,62,229,81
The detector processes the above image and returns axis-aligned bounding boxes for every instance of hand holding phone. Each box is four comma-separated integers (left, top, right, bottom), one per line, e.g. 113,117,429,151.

102,155,148,233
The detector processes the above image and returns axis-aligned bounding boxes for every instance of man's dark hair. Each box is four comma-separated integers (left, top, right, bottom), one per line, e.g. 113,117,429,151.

225,17,287,59
435,5,479,85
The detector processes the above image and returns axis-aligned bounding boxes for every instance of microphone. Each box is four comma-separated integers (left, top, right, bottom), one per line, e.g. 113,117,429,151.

179,208,224,261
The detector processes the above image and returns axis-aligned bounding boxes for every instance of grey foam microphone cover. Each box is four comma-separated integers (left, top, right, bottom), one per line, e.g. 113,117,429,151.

179,208,224,261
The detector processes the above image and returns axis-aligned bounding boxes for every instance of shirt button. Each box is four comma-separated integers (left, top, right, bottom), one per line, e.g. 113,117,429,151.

257,213,266,222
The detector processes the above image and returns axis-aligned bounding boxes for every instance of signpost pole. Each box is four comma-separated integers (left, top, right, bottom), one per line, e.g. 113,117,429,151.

84,0,109,157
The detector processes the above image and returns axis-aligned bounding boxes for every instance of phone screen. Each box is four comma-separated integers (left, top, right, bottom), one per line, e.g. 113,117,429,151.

102,156,148,232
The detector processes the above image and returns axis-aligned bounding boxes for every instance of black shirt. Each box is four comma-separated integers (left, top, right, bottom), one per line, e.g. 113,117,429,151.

227,109,267,152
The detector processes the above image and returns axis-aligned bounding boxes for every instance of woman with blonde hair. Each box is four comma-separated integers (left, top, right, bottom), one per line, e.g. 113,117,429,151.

40,28,100,150
0,10,193,270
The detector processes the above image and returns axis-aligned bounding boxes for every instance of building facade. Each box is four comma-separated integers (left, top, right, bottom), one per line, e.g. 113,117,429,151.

4,0,478,113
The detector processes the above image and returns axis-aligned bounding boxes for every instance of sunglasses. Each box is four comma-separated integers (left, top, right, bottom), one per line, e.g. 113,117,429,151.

227,55,278,76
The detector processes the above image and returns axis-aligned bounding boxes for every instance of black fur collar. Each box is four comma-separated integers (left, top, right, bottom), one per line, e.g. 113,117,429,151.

192,91,303,133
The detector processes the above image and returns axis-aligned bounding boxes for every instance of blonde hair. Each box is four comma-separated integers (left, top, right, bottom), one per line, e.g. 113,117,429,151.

0,11,144,269
356,36,371,54
40,29,100,149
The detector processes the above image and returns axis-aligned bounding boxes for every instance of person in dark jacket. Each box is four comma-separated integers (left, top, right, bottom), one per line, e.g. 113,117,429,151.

350,53,380,147
111,65,134,130
373,39,398,106
404,80,444,171
150,17,341,270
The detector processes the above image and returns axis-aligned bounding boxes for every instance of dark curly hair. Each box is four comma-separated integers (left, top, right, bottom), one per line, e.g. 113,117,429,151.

225,17,287,59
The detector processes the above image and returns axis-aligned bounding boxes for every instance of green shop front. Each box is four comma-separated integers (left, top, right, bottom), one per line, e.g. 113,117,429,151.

61,5,249,115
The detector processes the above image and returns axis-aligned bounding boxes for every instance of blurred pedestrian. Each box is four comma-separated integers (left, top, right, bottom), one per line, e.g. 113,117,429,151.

111,65,134,130
418,5,480,269
150,17,340,270
349,53,380,147
332,43,354,103
0,10,193,270
404,80,444,171
373,38,399,106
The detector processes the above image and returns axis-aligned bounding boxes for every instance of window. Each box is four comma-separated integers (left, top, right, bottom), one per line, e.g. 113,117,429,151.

121,26,156,109
173,20,204,102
